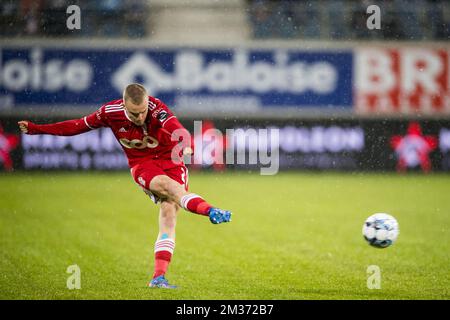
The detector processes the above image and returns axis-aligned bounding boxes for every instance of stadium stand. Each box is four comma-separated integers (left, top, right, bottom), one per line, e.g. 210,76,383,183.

245,0,449,40
0,0,150,38
1,0,448,40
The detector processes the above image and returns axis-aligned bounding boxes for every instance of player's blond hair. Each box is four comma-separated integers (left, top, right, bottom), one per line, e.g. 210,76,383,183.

123,83,148,105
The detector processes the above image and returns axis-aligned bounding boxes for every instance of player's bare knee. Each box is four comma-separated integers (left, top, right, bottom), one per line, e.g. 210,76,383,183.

150,175,172,197
151,175,184,201
161,200,179,216
168,200,181,212
160,201,178,229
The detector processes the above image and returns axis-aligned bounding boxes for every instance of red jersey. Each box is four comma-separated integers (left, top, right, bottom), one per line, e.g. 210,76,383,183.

27,96,190,168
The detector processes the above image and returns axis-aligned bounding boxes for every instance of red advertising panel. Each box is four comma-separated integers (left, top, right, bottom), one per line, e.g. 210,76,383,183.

356,48,450,115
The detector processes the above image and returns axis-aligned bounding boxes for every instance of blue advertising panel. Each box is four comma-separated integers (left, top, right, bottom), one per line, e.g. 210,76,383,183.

0,46,353,112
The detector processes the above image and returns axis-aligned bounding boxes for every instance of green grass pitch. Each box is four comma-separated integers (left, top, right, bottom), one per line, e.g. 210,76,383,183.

0,171,449,299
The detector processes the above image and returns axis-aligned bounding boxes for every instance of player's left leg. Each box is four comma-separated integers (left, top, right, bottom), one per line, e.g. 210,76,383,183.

150,173,231,224
149,199,179,289
130,160,231,224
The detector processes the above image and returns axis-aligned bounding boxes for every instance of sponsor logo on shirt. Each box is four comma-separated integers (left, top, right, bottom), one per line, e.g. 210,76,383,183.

119,136,159,149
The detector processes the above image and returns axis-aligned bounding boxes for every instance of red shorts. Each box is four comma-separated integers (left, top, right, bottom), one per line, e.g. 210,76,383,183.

130,159,189,204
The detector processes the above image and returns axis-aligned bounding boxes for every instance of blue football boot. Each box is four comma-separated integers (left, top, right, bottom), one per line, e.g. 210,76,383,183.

148,275,177,289
208,208,232,224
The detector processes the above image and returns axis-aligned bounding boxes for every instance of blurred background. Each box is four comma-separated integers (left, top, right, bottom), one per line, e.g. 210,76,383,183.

1,0,450,301
0,0,449,173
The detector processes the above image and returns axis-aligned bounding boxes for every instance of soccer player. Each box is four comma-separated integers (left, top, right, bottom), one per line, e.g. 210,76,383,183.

17,83,232,289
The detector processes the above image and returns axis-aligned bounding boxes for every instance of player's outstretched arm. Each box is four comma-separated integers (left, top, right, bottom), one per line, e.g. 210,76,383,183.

17,113,103,136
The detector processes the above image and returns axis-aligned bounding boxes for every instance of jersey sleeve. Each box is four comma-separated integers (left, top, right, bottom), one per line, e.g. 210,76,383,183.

26,106,108,136
150,97,191,147
83,105,109,130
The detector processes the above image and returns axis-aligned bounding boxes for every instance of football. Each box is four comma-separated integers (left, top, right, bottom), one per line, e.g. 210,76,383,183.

362,213,399,248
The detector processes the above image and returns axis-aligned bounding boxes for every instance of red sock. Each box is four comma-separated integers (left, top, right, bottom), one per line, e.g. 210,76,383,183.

180,194,213,216
153,238,175,279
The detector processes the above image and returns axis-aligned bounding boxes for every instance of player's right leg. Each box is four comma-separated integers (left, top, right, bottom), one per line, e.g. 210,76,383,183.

149,175,231,224
149,200,179,289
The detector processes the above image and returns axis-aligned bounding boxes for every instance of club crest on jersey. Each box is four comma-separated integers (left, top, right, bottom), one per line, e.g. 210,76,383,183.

156,110,168,122
119,136,159,149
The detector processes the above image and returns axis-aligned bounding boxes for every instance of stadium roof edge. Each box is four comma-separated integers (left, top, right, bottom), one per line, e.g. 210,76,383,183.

0,38,449,50
1,107,448,121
